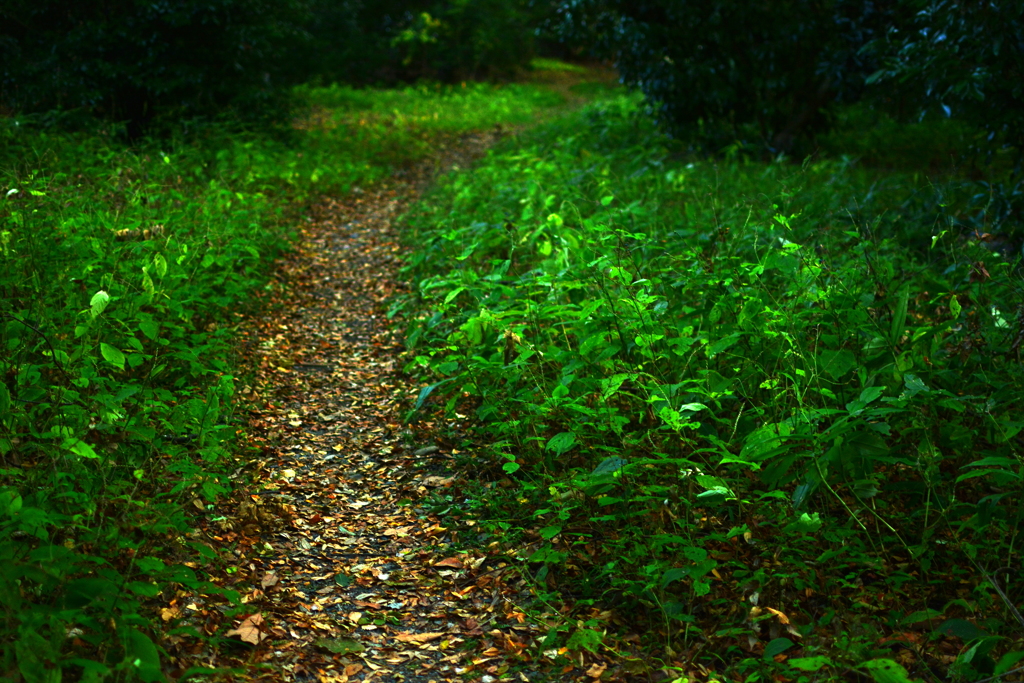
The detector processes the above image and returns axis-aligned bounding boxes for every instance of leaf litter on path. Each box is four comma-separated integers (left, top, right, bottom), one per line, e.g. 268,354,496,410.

168,131,567,682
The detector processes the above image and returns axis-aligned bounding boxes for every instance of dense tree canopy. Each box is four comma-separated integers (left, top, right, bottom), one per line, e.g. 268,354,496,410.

0,0,539,133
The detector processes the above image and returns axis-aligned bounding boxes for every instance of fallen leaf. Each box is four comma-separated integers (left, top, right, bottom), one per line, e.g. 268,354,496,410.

396,632,445,643
314,638,365,655
261,572,279,589
225,613,267,645
586,662,608,678
435,557,463,569
766,607,791,624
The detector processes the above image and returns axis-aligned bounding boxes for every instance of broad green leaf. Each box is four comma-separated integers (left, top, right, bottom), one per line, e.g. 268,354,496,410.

995,651,1024,676
16,628,60,683
63,438,99,459
935,618,987,641
764,637,794,658
789,656,832,671
100,343,126,369
591,456,627,477
817,349,856,379
90,290,110,318
153,253,168,277
860,658,918,683
950,295,962,319
443,286,466,304
546,431,576,455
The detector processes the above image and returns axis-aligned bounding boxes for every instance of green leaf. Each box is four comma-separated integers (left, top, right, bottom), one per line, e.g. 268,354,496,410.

16,628,60,683
412,379,452,412
443,286,466,304
995,651,1024,676
950,295,962,319
153,253,168,278
63,438,99,459
591,456,627,477
935,618,987,641
890,285,910,346
100,343,126,369
859,386,884,404
334,573,353,587
546,431,576,455
764,637,795,659
789,656,832,671
90,290,110,318
566,627,603,653
817,349,856,379
860,658,918,683
139,320,160,341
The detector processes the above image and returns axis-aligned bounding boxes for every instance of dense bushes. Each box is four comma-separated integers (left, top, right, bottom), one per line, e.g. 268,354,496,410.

303,0,537,84
400,95,1024,678
552,0,1023,164
551,0,901,152
0,71,584,680
0,0,540,134
0,0,309,135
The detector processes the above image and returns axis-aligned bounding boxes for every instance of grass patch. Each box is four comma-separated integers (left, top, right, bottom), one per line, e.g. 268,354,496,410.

400,94,1024,681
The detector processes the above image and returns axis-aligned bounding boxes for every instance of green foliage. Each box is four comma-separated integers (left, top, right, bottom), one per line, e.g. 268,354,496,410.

0,0,309,134
551,0,900,152
0,72,580,679
297,0,538,88
868,1,1024,156
401,95,1024,676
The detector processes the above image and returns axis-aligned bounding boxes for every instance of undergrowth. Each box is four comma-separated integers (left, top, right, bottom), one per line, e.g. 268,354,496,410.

0,61,601,682
400,94,1024,682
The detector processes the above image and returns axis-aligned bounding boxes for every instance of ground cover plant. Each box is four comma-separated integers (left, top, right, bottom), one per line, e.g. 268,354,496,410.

0,67,593,681
399,94,1024,681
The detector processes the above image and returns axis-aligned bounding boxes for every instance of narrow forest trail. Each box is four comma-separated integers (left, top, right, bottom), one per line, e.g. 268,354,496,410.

178,130,584,683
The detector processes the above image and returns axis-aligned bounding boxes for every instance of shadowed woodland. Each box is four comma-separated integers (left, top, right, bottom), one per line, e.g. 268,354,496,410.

2,2,1024,682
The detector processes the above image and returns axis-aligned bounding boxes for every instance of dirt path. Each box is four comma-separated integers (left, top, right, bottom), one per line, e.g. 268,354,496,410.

176,131,563,683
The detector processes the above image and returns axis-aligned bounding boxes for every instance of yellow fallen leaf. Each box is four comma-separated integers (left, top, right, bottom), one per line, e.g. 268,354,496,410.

226,613,267,645
434,557,463,569
395,632,445,643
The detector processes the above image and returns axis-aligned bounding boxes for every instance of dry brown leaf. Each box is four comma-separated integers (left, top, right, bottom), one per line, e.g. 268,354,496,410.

395,632,445,643
344,663,364,676
435,557,463,569
766,607,790,624
226,613,267,645
261,572,279,589
160,606,180,621
586,662,608,678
